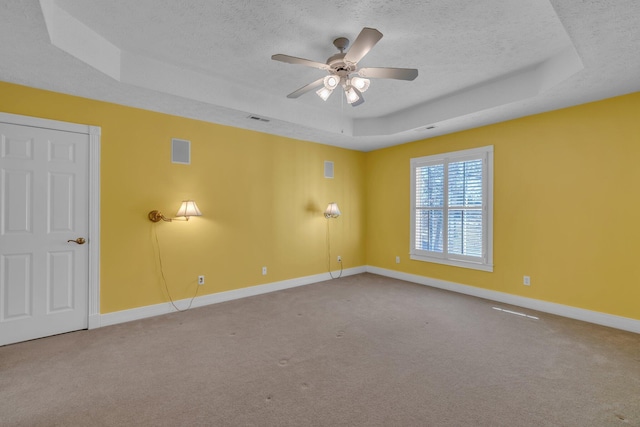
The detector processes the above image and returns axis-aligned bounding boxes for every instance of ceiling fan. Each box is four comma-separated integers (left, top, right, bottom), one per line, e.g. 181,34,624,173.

271,27,418,107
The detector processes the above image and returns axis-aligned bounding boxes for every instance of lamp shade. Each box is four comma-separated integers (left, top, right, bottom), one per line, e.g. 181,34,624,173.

323,75,340,90
316,86,333,101
344,86,360,104
176,200,202,218
324,202,341,219
350,76,370,92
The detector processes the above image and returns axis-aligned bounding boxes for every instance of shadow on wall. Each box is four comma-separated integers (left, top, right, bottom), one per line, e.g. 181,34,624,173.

305,200,322,216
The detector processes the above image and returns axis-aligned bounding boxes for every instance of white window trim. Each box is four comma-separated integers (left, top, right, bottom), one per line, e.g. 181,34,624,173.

410,146,493,272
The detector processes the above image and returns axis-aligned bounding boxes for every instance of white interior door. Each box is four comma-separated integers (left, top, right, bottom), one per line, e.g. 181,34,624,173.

0,120,90,346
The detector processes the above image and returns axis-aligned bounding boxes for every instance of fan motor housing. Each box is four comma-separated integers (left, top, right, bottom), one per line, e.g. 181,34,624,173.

327,53,355,77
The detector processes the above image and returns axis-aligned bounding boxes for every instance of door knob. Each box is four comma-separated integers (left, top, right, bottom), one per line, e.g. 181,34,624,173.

67,237,86,245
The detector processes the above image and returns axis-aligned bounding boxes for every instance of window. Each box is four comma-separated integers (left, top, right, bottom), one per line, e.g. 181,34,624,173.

410,146,493,271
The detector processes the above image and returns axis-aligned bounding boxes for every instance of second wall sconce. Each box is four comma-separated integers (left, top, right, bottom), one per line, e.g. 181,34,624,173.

324,202,341,219
149,200,202,222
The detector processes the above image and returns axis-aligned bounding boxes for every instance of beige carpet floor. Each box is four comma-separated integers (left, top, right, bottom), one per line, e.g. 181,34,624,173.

1,273,639,426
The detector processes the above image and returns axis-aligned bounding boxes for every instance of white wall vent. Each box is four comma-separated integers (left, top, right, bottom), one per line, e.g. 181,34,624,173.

324,161,334,179
172,138,190,164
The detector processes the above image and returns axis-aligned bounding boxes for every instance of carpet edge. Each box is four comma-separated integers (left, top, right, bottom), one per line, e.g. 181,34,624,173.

366,265,640,335
93,266,366,328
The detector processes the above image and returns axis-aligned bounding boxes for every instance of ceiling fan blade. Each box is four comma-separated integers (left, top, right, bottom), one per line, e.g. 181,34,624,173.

271,54,330,70
358,67,419,81
286,77,325,99
344,27,383,64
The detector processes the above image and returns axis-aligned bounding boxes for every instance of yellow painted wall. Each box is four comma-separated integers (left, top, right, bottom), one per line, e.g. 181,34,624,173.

0,82,365,313
3,80,639,322
366,92,640,321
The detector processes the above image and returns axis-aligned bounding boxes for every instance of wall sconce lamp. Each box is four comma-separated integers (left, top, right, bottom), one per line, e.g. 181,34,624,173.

149,200,202,222
324,202,343,279
324,202,341,219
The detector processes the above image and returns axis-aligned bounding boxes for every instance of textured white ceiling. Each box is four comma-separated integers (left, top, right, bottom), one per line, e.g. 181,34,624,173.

1,1,639,151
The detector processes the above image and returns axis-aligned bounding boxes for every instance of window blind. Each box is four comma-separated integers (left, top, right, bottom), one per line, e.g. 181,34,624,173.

411,146,492,272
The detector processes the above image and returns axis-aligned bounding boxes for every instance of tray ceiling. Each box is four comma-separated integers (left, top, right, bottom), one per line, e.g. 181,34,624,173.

1,0,639,151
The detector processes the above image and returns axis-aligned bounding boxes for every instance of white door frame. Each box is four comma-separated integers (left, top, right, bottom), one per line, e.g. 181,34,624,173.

0,112,101,329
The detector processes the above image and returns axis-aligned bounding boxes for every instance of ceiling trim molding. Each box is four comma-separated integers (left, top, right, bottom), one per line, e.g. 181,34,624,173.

354,45,584,136
39,0,585,143
40,0,121,80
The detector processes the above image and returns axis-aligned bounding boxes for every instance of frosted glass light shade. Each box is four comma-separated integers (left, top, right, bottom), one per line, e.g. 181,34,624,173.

323,75,340,90
316,87,333,101
350,76,370,92
176,200,202,219
324,202,341,219
344,86,360,104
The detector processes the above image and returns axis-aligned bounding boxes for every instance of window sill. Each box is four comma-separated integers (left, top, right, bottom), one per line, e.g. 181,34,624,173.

410,254,493,272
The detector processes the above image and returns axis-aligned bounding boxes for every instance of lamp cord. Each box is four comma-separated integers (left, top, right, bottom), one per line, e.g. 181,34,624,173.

153,226,200,312
326,219,343,279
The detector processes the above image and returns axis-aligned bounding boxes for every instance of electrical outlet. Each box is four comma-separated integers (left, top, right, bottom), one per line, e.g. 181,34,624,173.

198,275,205,285
396,256,400,264
523,276,531,286
337,256,342,263
262,266,267,275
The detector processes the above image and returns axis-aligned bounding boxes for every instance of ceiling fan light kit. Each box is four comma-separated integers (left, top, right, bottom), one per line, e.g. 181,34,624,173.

324,75,340,90
316,86,333,101
344,85,362,105
272,27,418,107
350,76,370,92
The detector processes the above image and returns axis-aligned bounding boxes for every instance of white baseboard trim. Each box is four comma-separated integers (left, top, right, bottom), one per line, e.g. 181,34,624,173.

93,266,366,328
365,266,640,335
91,265,640,335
